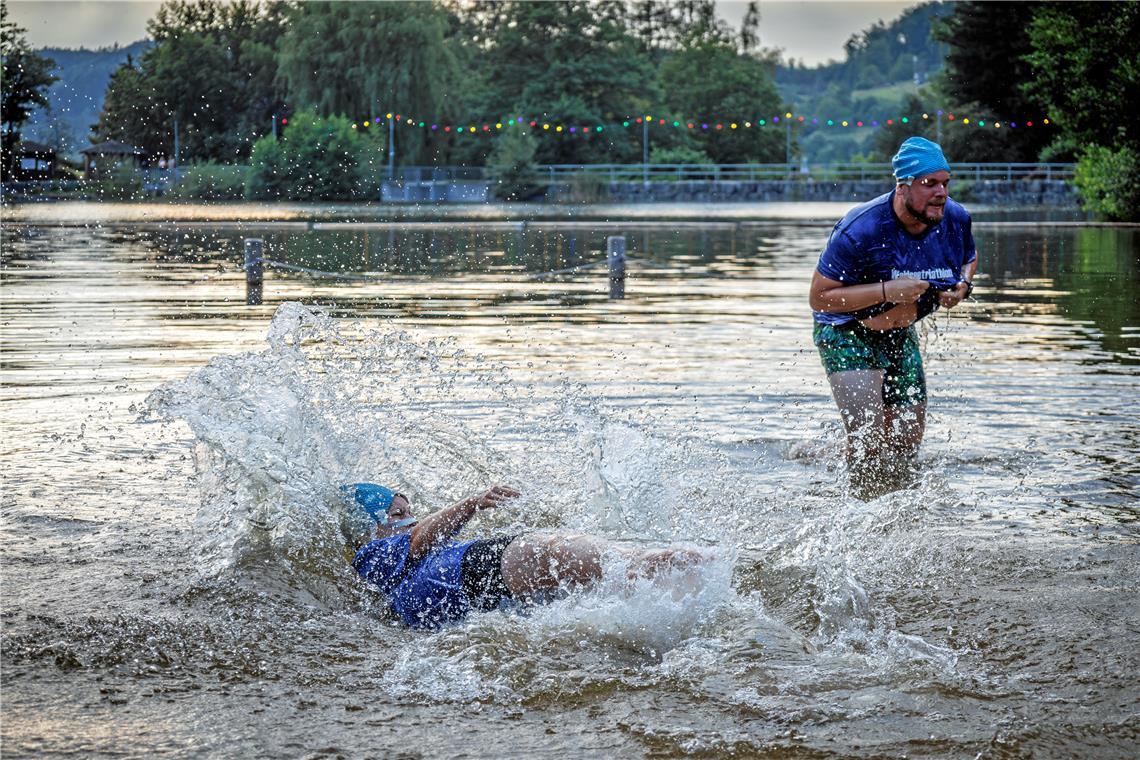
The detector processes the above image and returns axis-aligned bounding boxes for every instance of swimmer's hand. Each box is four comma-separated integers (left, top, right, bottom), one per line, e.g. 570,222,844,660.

468,485,520,511
884,276,929,304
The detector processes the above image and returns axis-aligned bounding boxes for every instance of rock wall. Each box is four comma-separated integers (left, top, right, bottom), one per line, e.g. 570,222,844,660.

550,179,1078,206
962,179,1077,207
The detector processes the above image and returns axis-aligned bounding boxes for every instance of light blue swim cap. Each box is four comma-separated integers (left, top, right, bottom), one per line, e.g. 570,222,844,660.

343,483,396,522
892,136,951,182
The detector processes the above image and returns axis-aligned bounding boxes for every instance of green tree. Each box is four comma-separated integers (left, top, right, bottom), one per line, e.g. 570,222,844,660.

95,57,165,155
854,62,884,90
487,126,541,200
739,1,761,55
476,1,658,165
870,94,935,160
659,38,784,163
628,0,675,56
1070,145,1139,221
1024,3,1139,155
94,0,286,162
167,161,246,200
1,0,57,176
932,1,1054,161
867,89,1030,166
246,110,382,201
1024,2,1140,220
628,0,731,56
650,144,712,165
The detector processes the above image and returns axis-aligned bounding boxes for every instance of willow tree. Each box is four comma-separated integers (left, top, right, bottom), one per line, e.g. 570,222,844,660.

276,1,459,165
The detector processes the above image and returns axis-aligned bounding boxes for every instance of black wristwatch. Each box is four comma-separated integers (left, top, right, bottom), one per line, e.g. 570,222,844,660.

962,280,974,298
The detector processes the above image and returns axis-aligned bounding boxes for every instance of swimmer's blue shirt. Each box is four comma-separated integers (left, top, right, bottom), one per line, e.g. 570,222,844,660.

353,534,477,629
813,190,977,326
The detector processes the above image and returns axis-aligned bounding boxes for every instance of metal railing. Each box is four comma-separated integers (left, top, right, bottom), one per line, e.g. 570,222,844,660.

391,162,1075,184
392,166,491,182
533,162,1076,183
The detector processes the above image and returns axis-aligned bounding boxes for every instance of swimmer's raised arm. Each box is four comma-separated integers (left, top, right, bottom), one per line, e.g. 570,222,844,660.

408,485,520,560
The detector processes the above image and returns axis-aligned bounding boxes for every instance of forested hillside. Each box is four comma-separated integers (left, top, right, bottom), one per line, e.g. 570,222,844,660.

22,41,151,156
774,2,952,163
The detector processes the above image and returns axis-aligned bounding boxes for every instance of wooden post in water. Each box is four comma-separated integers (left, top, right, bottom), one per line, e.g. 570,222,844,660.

607,235,626,300
244,238,264,305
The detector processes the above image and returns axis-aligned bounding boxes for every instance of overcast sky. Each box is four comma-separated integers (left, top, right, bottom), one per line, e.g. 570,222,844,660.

7,0,918,66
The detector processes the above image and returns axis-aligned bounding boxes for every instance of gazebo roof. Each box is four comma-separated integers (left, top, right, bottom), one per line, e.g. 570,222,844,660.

80,140,144,156
17,141,55,155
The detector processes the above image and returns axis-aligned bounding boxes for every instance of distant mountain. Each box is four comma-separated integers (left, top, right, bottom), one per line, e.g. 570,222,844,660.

22,40,152,159
772,2,952,163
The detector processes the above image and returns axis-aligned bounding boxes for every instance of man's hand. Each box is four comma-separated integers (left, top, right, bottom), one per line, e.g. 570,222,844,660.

470,485,520,511
884,276,929,304
937,281,970,309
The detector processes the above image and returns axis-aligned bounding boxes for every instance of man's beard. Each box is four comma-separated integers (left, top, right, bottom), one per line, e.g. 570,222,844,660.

905,197,944,226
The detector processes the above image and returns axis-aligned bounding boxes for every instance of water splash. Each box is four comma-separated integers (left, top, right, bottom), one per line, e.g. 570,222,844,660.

145,302,960,685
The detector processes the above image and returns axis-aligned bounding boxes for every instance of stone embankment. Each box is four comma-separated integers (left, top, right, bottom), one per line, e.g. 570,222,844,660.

586,179,1077,206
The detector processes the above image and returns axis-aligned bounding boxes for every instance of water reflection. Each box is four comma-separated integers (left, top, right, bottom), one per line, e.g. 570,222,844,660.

16,219,1124,365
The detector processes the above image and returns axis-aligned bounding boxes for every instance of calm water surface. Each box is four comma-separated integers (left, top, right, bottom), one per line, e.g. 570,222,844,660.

2,201,1137,758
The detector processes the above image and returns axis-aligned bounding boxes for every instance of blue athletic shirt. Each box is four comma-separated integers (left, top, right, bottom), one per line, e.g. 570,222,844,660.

353,533,479,629
813,190,976,326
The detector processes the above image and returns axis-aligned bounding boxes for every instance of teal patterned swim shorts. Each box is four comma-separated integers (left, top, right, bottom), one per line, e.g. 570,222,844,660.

813,321,927,406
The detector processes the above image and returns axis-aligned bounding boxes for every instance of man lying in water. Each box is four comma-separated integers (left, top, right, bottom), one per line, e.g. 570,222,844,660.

347,483,705,629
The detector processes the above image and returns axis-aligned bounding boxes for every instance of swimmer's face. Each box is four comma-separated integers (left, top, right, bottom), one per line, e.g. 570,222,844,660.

376,494,416,537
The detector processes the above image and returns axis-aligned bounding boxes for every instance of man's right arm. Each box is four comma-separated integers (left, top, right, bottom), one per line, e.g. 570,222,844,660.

809,270,929,313
407,485,520,560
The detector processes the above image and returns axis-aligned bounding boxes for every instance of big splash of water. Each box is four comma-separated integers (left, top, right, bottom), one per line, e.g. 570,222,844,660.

143,302,958,704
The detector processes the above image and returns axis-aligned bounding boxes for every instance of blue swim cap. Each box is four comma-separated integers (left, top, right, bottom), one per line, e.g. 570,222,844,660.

343,483,396,522
892,136,951,182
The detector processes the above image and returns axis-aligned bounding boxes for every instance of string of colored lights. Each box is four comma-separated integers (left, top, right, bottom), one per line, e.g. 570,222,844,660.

290,110,1054,135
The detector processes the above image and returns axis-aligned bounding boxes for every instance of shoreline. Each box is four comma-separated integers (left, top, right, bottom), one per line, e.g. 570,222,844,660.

0,199,1100,227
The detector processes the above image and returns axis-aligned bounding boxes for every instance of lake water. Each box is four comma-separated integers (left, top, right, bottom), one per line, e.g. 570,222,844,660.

2,201,1137,758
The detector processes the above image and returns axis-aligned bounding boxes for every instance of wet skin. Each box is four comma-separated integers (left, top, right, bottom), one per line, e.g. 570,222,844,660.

369,488,707,597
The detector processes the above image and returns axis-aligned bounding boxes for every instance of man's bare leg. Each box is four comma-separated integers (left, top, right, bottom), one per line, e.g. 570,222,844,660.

885,401,926,454
500,532,607,598
826,369,888,497
499,533,705,599
883,401,926,485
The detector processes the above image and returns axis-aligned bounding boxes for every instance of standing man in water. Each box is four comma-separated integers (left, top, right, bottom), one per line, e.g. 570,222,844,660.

808,137,977,497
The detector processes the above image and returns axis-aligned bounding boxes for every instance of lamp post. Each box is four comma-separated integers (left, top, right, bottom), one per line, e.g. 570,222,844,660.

642,118,649,188
785,117,791,166
387,115,396,180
